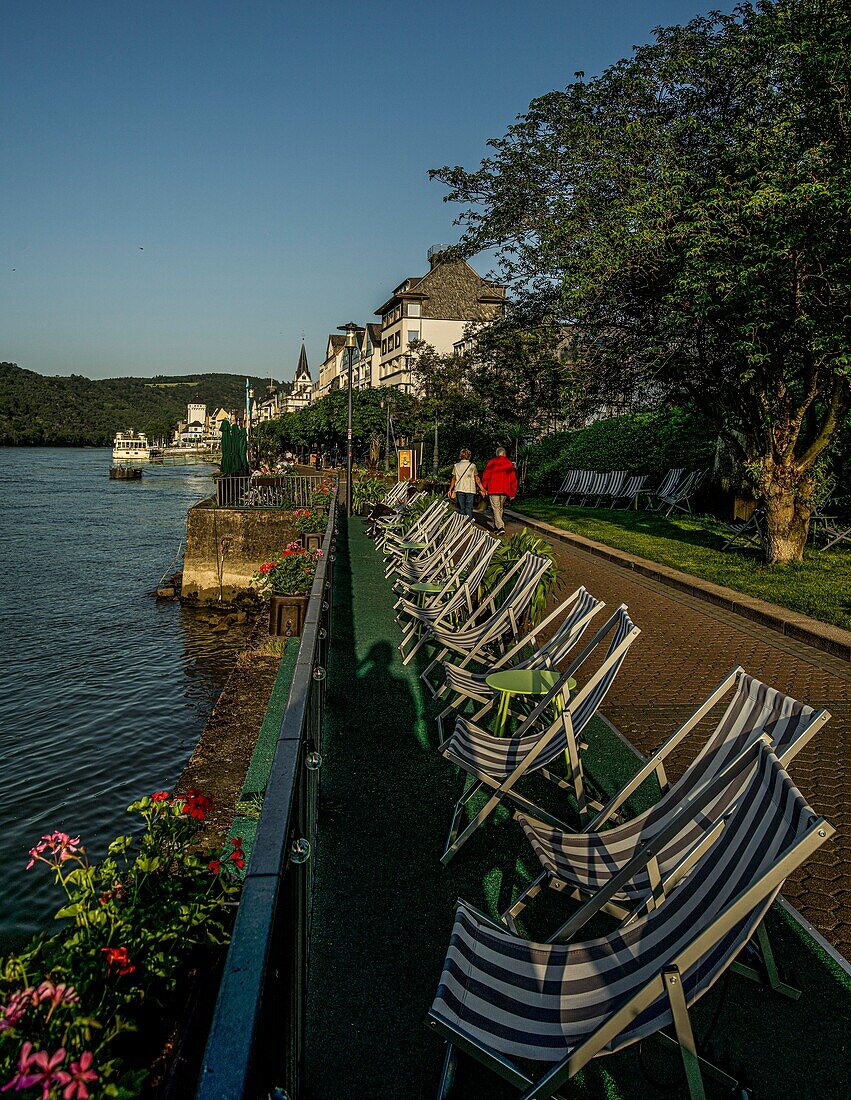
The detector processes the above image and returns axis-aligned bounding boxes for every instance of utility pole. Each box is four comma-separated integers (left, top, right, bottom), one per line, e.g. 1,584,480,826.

339,322,359,516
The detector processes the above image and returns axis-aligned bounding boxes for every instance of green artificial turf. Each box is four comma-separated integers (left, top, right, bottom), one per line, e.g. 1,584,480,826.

240,636,300,799
515,499,851,632
302,516,851,1100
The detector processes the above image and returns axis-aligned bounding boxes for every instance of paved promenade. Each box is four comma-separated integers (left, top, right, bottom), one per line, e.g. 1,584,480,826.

507,516,851,960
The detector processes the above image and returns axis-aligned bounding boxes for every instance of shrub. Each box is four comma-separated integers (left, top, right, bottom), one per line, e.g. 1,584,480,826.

523,407,717,496
351,475,389,513
291,508,324,535
482,529,559,626
0,791,240,1098
252,544,323,596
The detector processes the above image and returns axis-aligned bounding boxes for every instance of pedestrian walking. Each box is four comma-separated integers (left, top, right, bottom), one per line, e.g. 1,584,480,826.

448,448,483,518
481,446,518,534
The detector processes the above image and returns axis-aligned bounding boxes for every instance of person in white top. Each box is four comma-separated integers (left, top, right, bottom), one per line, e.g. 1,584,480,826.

448,448,484,518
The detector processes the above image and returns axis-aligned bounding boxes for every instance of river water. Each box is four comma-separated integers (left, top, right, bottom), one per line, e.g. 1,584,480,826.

0,448,255,949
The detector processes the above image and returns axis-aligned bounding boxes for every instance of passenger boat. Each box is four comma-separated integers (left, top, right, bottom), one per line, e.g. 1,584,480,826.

109,465,143,480
112,431,150,461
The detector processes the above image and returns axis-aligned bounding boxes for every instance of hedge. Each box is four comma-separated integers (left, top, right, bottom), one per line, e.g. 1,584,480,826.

523,407,717,496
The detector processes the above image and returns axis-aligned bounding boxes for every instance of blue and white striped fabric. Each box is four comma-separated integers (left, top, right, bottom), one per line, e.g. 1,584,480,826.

430,745,822,1065
442,608,637,779
516,672,823,899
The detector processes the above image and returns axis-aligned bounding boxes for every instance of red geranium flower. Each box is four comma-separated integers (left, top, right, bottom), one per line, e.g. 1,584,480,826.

208,859,221,875
101,946,135,977
151,791,170,802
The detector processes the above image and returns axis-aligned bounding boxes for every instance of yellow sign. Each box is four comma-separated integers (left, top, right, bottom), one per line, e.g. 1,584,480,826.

398,448,416,481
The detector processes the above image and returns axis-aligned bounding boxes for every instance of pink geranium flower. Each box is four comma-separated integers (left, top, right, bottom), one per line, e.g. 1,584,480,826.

56,1051,98,1100
26,832,82,870
2,1045,66,1098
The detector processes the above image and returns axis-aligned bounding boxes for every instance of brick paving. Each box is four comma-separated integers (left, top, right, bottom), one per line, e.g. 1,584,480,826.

507,518,851,961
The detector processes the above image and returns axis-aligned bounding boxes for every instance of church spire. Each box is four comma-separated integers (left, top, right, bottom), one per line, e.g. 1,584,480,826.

295,339,311,381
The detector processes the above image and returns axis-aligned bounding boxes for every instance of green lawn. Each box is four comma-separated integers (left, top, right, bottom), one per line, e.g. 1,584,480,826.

514,499,851,632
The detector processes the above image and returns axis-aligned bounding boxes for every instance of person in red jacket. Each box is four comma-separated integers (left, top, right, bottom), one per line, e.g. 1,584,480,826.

481,446,518,534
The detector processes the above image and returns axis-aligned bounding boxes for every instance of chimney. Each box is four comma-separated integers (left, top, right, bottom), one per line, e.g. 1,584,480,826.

428,243,452,268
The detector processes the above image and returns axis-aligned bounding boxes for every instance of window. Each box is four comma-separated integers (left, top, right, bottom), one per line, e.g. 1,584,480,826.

382,339,387,354
408,330,419,345
394,332,401,349
407,301,421,317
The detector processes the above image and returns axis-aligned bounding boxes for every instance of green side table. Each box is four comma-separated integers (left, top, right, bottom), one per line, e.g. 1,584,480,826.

409,580,443,607
485,669,577,738
399,541,427,561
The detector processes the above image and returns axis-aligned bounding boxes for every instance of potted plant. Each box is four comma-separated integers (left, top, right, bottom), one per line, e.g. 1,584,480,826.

292,508,324,550
253,543,323,637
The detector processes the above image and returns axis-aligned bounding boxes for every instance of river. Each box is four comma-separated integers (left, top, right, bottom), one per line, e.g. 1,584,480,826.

0,448,255,949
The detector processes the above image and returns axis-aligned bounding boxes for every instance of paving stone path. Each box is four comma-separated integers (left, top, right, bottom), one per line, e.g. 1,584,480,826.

507,517,851,960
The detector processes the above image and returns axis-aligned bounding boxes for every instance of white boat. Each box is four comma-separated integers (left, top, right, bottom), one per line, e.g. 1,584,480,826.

112,431,150,461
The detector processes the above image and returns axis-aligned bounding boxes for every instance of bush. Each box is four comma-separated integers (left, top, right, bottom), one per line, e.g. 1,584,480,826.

523,407,717,496
0,791,240,1098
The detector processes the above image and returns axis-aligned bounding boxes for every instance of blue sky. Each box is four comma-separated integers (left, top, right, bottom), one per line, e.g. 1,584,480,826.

1,0,736,382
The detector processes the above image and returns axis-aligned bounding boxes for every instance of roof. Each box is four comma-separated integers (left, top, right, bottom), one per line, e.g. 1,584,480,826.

295,340,311,380
374,255,507,318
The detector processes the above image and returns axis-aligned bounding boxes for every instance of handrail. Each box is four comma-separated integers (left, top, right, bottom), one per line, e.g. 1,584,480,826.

196,494,337,1100
215,473,332,509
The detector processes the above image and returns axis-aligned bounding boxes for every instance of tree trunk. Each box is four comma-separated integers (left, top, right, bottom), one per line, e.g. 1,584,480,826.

761,465,813,564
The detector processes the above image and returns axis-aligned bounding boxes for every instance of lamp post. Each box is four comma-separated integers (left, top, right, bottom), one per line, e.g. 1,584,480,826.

339,322,359,516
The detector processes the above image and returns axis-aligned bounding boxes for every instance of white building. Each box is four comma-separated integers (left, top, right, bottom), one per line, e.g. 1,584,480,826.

374,248,506,392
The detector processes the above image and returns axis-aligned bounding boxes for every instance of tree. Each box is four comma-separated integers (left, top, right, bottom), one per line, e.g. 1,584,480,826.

431,0,850,562
467,320,587,443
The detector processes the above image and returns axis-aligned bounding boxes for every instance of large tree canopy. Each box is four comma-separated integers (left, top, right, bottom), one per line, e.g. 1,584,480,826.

432,0,850,561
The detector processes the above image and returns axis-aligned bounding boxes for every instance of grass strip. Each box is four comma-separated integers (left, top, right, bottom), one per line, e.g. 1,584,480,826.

515,499,851,631
240,636,300,799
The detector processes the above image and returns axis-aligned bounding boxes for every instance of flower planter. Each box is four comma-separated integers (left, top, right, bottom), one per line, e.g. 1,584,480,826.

301,531,323,551
269,594,310,637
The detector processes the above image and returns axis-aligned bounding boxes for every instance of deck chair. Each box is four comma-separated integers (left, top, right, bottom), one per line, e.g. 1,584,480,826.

373,492,434,549
551,469,579,504
611,473,648,509
413,552,553,675
427,742,834,1100
364,480,409,531
817,517,851,551
440,607,640,862
645,467,685,511
397,540,499,656
721,506,765,551
658,468,708,516
593,470,628,508
505,668,830,938
380,499,451,560
434,587,606,743
391,520,486,595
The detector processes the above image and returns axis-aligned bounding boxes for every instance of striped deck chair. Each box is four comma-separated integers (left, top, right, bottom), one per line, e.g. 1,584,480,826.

434,587,606,743
413,552,553,675
721,506,765,551
567,469,593,505
373,491,434,549
387,512,469,584
364,480,409,532
397,539,500,659
380,499,451,561
645,467,686,512
601,470,630,507
440,607,640,862
506,669,830,938
610,472,648,509
428,742,833,1100
551,469,579,504
392,521,487,597
654,468,708,517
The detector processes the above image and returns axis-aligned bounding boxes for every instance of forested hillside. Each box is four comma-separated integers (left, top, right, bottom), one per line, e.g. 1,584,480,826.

0,363,276,445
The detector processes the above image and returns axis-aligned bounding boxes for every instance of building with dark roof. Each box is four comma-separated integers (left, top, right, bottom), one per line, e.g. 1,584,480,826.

374,248,506,391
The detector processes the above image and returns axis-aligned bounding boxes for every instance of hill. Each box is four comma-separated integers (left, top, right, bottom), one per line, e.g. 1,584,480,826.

0,363,283,445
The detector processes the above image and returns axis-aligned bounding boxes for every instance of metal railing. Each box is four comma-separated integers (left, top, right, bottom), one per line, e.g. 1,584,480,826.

214,474,333,509
196,496,336,1100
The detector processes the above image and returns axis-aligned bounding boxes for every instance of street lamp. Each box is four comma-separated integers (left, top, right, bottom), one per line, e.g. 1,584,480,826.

338,322,359,516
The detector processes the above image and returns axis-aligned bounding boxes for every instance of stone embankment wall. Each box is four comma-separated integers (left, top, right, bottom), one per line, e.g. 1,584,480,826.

182,500,297,603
